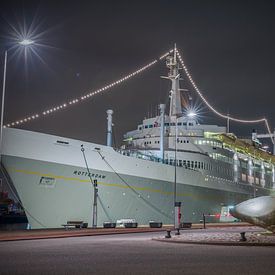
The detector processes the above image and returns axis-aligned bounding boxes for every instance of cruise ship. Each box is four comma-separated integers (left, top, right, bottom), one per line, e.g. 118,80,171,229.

1,50,274,229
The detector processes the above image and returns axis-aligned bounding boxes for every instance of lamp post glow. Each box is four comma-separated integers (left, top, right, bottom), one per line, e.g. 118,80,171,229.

187,111,196,118
0,39,34,162
19,39,34,46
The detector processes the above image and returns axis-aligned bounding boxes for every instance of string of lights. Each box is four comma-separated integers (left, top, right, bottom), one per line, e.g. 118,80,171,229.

5,49,174,128
175,48,274,144
4,47,273,146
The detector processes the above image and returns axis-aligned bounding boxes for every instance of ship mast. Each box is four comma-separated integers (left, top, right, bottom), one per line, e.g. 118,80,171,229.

166,44,182,117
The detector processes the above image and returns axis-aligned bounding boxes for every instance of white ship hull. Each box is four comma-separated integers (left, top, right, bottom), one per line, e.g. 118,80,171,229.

2,128,261,229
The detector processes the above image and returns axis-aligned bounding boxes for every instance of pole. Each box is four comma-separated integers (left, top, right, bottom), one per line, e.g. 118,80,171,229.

203,213,206,229
174,117,178,209
0,50,7,163
106,110,113,147
174,117,181,231
227,114,230,133
159,104,165,162
93,179,98,228
81,145,98,228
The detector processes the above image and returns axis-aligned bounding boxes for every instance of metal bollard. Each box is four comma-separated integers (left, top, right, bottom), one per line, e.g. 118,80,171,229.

165,230,171,238
175,228,180,235
240,232,247,242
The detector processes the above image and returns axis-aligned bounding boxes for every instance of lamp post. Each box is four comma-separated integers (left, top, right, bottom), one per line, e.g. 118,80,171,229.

0,39,34,163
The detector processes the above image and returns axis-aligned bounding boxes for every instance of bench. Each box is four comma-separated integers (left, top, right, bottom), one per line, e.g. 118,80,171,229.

149,221,163,228
124,222,138,228
103,222,116,228
62,221,88,230
180,222,192,229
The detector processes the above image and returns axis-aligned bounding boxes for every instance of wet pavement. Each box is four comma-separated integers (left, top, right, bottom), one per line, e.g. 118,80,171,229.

0,229,275,275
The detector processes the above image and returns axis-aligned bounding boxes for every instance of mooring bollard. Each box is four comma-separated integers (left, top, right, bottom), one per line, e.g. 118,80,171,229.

240,232,247,242
165,230,171,238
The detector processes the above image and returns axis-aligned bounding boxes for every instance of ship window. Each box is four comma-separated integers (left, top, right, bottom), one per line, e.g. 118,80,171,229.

187,140,189,143
170,123,175,126
56,140,69,145
145,125,148,129
179,160,182,167
188,123,193,126
138,126,142,130
191,161,194,168
149,125,153,128
177,122,182,126
164,123,169,126
187,161,190,168
182,122,187,126
194,161,197,168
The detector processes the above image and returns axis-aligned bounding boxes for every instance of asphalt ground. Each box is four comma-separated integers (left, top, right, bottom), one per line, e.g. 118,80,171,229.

0,230,275,275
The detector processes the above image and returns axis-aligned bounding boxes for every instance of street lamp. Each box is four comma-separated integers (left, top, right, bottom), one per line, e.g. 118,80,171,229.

0,39,34,162
18,39,34,46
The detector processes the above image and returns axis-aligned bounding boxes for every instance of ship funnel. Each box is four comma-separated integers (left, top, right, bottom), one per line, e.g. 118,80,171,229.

106,109,113,147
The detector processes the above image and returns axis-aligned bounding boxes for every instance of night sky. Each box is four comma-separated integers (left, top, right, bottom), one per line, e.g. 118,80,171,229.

0,0,274,147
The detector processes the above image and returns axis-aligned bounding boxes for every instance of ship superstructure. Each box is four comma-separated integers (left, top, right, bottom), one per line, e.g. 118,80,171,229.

1,49,274,229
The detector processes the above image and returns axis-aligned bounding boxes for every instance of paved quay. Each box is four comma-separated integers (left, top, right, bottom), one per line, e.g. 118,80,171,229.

0,222,249,242
0,226,167,242
154,226,275,246
1,230,275,275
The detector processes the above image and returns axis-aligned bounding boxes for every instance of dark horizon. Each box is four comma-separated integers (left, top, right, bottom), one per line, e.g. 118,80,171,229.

0,0,274,148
